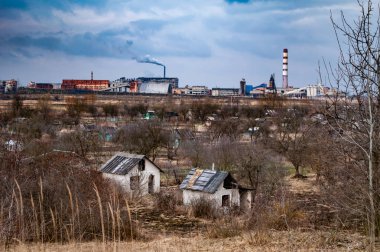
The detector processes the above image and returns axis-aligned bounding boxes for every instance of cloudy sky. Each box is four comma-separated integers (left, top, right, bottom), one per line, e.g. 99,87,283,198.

0,0,365,88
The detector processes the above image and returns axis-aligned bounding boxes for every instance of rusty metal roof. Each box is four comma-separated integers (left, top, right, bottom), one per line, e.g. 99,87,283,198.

179,168,229,194
100,152,144,175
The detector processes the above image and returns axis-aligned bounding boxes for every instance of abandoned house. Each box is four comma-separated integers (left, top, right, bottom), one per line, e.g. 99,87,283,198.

180,168,252,210
100,152,162,196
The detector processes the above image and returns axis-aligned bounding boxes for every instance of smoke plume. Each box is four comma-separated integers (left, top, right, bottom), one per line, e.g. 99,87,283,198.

135,55,164,67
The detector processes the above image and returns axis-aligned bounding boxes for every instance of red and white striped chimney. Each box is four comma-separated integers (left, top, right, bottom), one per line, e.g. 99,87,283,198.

282,48,288,89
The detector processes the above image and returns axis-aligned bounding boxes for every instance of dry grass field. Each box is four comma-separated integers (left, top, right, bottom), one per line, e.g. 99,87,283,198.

5,174,372,252
8,230,367,252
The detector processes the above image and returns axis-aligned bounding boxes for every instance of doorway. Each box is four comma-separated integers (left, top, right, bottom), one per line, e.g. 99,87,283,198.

148,175,154,194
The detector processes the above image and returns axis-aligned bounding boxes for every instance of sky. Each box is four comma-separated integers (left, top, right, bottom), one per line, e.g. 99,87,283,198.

0,0,366,88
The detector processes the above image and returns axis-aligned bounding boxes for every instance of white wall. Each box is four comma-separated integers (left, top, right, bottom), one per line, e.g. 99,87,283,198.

182,183,240,208
103,158,160,197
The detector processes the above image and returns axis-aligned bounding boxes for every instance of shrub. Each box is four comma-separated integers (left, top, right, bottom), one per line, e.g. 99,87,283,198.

207,217,244,238
250,198,308,231
190,197,218,219
102,104,119,117
0,151,138,244
154,191,181,212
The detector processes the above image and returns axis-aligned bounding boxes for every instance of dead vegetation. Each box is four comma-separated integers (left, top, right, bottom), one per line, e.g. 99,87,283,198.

7,230,368,252
0,77,379,250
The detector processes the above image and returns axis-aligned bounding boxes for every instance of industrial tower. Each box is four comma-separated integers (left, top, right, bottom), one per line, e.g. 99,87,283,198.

282,48,288,89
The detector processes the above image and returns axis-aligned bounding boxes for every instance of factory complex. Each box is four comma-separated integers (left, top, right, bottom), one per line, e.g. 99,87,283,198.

1,49,339,99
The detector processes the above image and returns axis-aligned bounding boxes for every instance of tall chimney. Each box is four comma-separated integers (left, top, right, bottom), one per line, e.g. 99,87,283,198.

282,48,288,89
163,66,166,78
91,71,93,81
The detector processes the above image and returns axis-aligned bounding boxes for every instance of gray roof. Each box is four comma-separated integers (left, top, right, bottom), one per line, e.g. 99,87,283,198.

179,168,230,194
100,152,145,175
139,83,170,94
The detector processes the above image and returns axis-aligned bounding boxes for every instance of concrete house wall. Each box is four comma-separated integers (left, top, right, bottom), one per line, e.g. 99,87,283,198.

103,158,160,196
183,183,245,208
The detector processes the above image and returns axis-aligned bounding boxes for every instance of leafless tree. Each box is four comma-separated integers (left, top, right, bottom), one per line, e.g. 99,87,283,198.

114,120,169,161
57,130,101,159
209,118,243,141
235,143,285,203
322,1,380,248
269,107,313,178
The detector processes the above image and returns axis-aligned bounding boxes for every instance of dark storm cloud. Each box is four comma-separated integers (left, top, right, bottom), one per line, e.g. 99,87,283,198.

2,31,134,58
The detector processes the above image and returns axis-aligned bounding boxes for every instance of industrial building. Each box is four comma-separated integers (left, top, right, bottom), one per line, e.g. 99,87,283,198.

135,77,178,94
28,82,61,90
62,79,109,91
173,85,209,95
139,82,172,94
137,77,178,89
0,79,18,94
240,79,246,96
62,72,110,91
211,88,239,97
107,77,137,93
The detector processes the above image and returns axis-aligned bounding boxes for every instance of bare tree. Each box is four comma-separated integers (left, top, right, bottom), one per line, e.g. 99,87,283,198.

269,107,312,178
58,130,101,159
235,143,285,203
114,120,169,161
210,118,242,141
322,1,380,248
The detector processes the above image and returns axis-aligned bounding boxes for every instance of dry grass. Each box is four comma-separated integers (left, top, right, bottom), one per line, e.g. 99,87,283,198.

6,230,368,252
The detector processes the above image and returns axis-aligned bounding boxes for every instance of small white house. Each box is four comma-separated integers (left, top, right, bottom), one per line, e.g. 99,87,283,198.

100,152,162,197
180,168,252,210
4,139,23,152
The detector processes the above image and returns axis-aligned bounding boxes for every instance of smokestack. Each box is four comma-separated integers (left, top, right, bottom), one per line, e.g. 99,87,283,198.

164,65,166,78
91,71,93,81
282,48,288,89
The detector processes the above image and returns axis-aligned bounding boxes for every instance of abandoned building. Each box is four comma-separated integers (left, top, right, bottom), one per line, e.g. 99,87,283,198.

180,168,252,210
100,152,162,196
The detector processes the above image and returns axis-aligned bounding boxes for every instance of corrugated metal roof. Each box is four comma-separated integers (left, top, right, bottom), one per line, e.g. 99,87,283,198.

139,83,170,94
179,168,229,194
100,152,145,175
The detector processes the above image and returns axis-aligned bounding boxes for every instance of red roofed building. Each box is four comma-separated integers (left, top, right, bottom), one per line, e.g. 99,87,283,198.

62,79,109,91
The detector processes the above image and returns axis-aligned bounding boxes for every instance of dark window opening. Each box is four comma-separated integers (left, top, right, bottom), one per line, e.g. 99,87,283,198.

148,175,154,194
130,176,140,190
138,159,145,171
222,195,230,207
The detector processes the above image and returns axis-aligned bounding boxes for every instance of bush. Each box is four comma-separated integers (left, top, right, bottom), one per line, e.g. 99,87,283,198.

0,151,138,244
250,198,308,231
102,104,119,117
154,191,181,212
190,197,218,219
207,217,244,238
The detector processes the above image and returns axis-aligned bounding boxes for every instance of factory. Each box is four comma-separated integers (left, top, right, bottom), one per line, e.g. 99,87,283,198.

137,77,178,94
211,88,240,97
28,82,61,90
5,49,336,99
0,79,18,94
61,72,109,91
173,85,209,95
